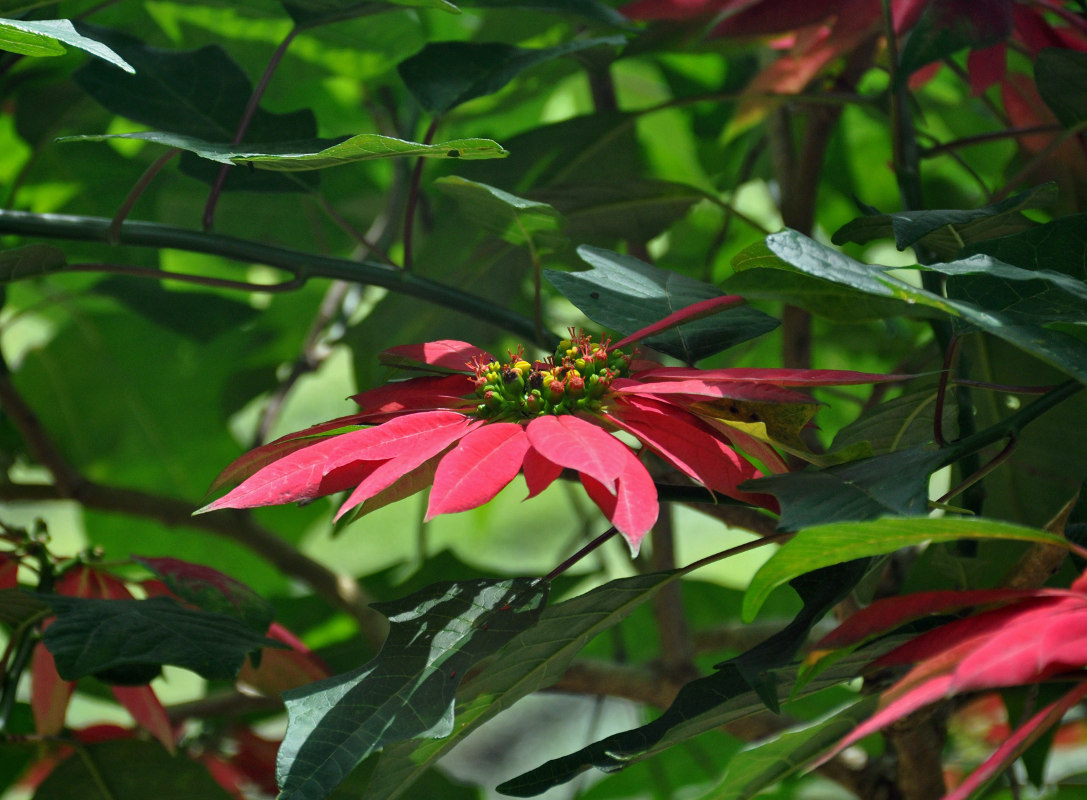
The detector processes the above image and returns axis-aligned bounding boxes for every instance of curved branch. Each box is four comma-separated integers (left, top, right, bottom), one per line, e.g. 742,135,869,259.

0,209,552,350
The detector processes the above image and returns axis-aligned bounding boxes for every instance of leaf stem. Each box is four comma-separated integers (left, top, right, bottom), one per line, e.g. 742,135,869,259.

108,148,179,244
544,527,619,581
402,118,439,272
67,262,304,293
202,25,300,231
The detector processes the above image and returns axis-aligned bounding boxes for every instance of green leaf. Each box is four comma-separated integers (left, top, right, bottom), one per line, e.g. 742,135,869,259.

463,0,631,27
435,176,566,248
742,517,1070,622
0,244,66,282
700,696,879,800
277,578,549,800
0,18,134,72
830,386,958,456
282,0,460,26
365,572,678,800
743,445,947,532
73,24,318,191
934,254,1087,324
0,588,49,626
764,229,1087,385
962,213,1087,279
33,739,233,800
1035,48,1087,128
40,595,284,681
830,184,1057,259
546,245,778,362
896,1,1011,84
397,37,626,114
132,556,275,632
530,178,705,245
725,255,939,321
59,131,507,170
498,637,892,797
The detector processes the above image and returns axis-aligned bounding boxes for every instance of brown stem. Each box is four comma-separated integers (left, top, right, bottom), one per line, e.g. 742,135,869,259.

108,149,179,244
202,26,300,231
649,507,696,680
402,118,439,272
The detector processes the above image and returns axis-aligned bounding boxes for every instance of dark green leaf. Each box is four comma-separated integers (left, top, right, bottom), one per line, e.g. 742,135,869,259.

743,517,1070,621
59,131,509,170
546,245,778,362
725,257,939,321
435,176,566,248
765,229,1087,385
830,385,958,455
277,578,549,800
703,695,880,800
962,213,1087,280
282,0,459,26
73,24,317,192
935,254,1087,324
33,739,233,800
0,18,134,71
463,0,631,27
397,37,625,114
133,555,275,632
40,595,284,681
0,588,50,626
0,244,66,282
93,278,260,342
831,184,1056,259
530,178,705,245
1035,48,1087,128
742,445,946,532
365,572,678,800
498,595,883,798
897,0,1011,83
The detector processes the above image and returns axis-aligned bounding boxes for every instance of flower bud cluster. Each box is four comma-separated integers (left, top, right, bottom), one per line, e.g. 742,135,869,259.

471,333,631,420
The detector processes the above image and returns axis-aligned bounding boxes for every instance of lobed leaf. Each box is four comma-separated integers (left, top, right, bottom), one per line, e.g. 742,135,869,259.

364,571,680,800
276,578,548,800
547,246,778,362
830,184,1056,258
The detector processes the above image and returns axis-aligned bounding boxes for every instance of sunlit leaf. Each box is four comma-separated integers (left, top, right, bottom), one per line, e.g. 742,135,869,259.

0,18,134,71
365,572,680,800
277,578,548,800
743,517,1070,622
59,131,508,169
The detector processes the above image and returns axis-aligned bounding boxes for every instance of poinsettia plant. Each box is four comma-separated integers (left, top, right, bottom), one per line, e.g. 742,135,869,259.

2,1,1087,800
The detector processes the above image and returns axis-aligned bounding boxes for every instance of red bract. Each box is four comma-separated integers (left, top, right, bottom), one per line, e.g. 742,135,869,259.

621,0,1087,133
814,573,1087,797
200,321,903,553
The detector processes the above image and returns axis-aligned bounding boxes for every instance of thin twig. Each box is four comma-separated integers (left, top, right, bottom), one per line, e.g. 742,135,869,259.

203,26,300,231
402,118,439,272
108,149,180,244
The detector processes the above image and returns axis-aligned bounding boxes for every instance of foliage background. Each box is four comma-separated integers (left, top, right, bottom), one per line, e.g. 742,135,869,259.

1,1,1087,799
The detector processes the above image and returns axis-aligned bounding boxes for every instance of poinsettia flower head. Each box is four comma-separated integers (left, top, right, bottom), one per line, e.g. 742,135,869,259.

200,324,905,554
